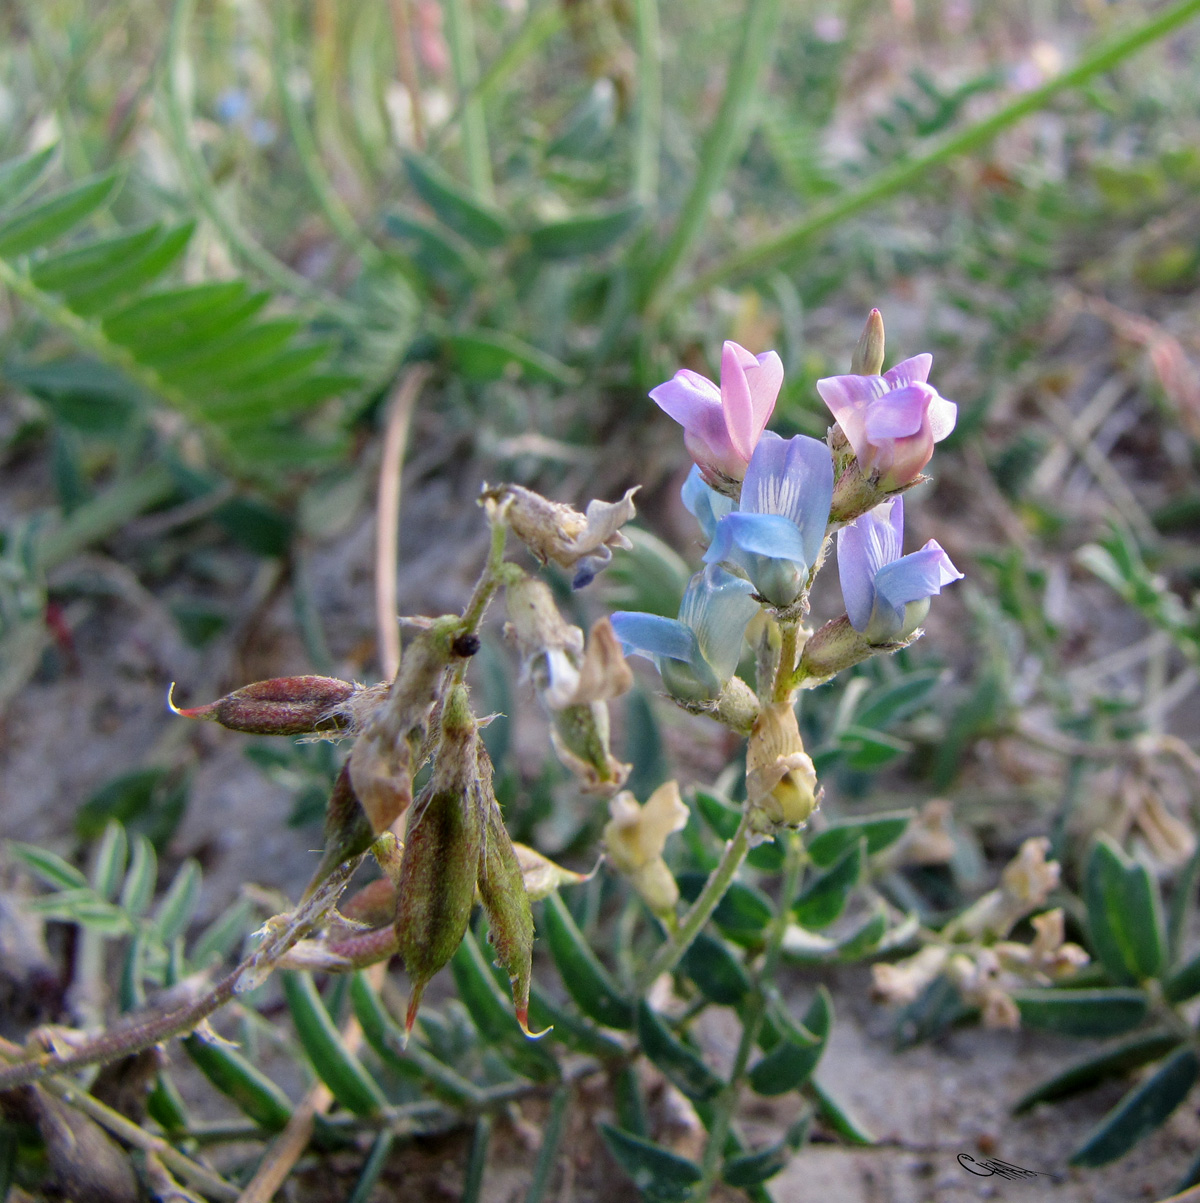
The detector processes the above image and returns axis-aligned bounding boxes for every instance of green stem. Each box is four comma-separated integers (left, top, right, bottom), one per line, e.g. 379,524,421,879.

459,512,509,638
636,811,753,992
640,0,781,318
36,464,177,571
631,0,662,206
165,0,361,322
444,0,495,204
274,0,383,268
694,831,804,1201
683,0,1200,299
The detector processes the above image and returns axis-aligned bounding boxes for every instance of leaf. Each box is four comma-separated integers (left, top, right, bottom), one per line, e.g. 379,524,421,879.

1014,1030,1184,1113
793,839,863,929
599,1125,702,1203
681,931,750,1007
182,1034,293,1131
75,767,188,850
26,890,131,935
403,155,510,248
282,971,387,1117
542,891,633,1030
1164,950,1200,1004
444,329,577,386
7,842,87,890
1070,1047,1199,1167
88,821,128,900
0,171,121,257
527,204,641,260
807,1075,875,1144
30,224,164,293
0,146,57,210
748,987,830,1096
676,872,772,945
853,669,943,729
383,212,482,286
57,223,195,317
805,813,912,868
837,725,912,770
636,1001,723,1102
101,282,264,350
119,834,157,917
1012,988,1149,1038
1083,835,1166,984
722,1114,810,1187
153,858,201,944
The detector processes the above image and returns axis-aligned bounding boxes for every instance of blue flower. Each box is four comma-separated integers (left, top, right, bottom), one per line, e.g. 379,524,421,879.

681,465,734,544
702,434,834,608
837,496,963,643
610,563,758,701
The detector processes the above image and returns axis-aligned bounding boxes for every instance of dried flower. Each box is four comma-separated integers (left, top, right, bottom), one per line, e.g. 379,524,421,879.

604,781,689,917
745,702,820,831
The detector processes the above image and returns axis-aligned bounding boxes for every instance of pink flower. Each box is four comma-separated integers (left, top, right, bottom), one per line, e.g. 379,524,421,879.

816,355,957,490
650,341,783,487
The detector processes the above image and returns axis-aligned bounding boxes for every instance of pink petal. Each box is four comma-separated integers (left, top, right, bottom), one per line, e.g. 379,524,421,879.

927,393,958,443
883,354,932,389
720,341,757,462
744,349,783,445
862,383,935,441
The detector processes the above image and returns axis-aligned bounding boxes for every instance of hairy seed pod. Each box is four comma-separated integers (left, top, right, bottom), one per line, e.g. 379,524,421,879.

393,685,484,1036
475,747,538,1036
303,762,375,898
170,676,356,736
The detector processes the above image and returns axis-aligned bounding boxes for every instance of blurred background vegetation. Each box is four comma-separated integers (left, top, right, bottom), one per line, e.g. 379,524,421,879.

3,0,1200,1199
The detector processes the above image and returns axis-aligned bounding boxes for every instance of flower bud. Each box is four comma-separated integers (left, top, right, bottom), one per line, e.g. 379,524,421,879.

745,703,820,832
393,685,485,1038
850,308,886,376
797,614,916,685
475,747,540,1036
170,676,357,736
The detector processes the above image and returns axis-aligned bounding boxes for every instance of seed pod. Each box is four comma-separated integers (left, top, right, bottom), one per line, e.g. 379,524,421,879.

349,616,460,833
170,676,356,736
393,685,484,1038
475,747,539,1036
304,762,375,897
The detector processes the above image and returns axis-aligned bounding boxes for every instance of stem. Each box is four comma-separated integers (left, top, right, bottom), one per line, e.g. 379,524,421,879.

682,0,1200,299
636,811,753,992
639,0,780,317
165,0,361,322
773,620,799,704
458,512,509,639
694,831,804,1201
444,0,495,204
631,0,662,206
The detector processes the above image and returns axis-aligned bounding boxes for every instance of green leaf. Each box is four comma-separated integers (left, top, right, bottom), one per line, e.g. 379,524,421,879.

748,987,830,1096
542,891,633,1029
807,1075,875,1144
636,1001,723,1102
1168,840,1200,962
599,1125,702,1202
119,834,157,917
0,146,57,210
806,813,912,868
26,889,130,934
404,155,510,248
60,223,195,317
88,821,128,900
0,171,121,257
190,897,254,965
854,669,943,729
794,839,863,929
676,873,772,945
1164,950,1200,1004
7,842,87,890
1012,988,1149,1038
527,204,641,260
6,357,140,432
681,930,750,1007
837,725,911,770
75,767,188,850
692,790,740,840
1070,1047,1199,1167
383,212,482,285
182,1034,293,1131
282,972,386,1117
444,329,577,385
153,858,201,944
1084,836,1166,984
1014,1030,1184,1113
722,1114,810,1187
30,224,164,293
102,282,265,352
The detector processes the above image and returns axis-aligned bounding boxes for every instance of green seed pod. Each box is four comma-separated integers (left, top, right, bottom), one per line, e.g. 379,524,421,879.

170,676,356,736
475,746,539,1037
393,685,484,1038
303,762,375,898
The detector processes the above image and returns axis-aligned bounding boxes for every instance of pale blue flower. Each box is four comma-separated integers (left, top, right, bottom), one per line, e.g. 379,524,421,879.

837,496,963,642
702,434,834,607
610,563,757,701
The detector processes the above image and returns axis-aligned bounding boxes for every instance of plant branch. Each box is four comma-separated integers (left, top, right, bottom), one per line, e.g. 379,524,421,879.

680,0,1200,300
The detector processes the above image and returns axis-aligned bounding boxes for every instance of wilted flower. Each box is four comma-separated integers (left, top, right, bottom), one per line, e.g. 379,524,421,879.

703,433,834,609
604,781,689,917
837,496,962,644
745,702,820,830
611,563,758,702
651,341,783,491
484,483,638,588
949,837,1061,940
817,354,957,491
871,944,949,1005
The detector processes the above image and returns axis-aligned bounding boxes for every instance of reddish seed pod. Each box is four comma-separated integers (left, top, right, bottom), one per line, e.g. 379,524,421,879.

171,676,356,737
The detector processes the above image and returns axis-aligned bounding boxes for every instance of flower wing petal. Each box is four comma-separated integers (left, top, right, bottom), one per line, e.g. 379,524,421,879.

872,540,963,618
861,383,935,441
609,612,698,665
837,498,905,631
678,563,758,682
883,353,932,389
681,465,734,543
